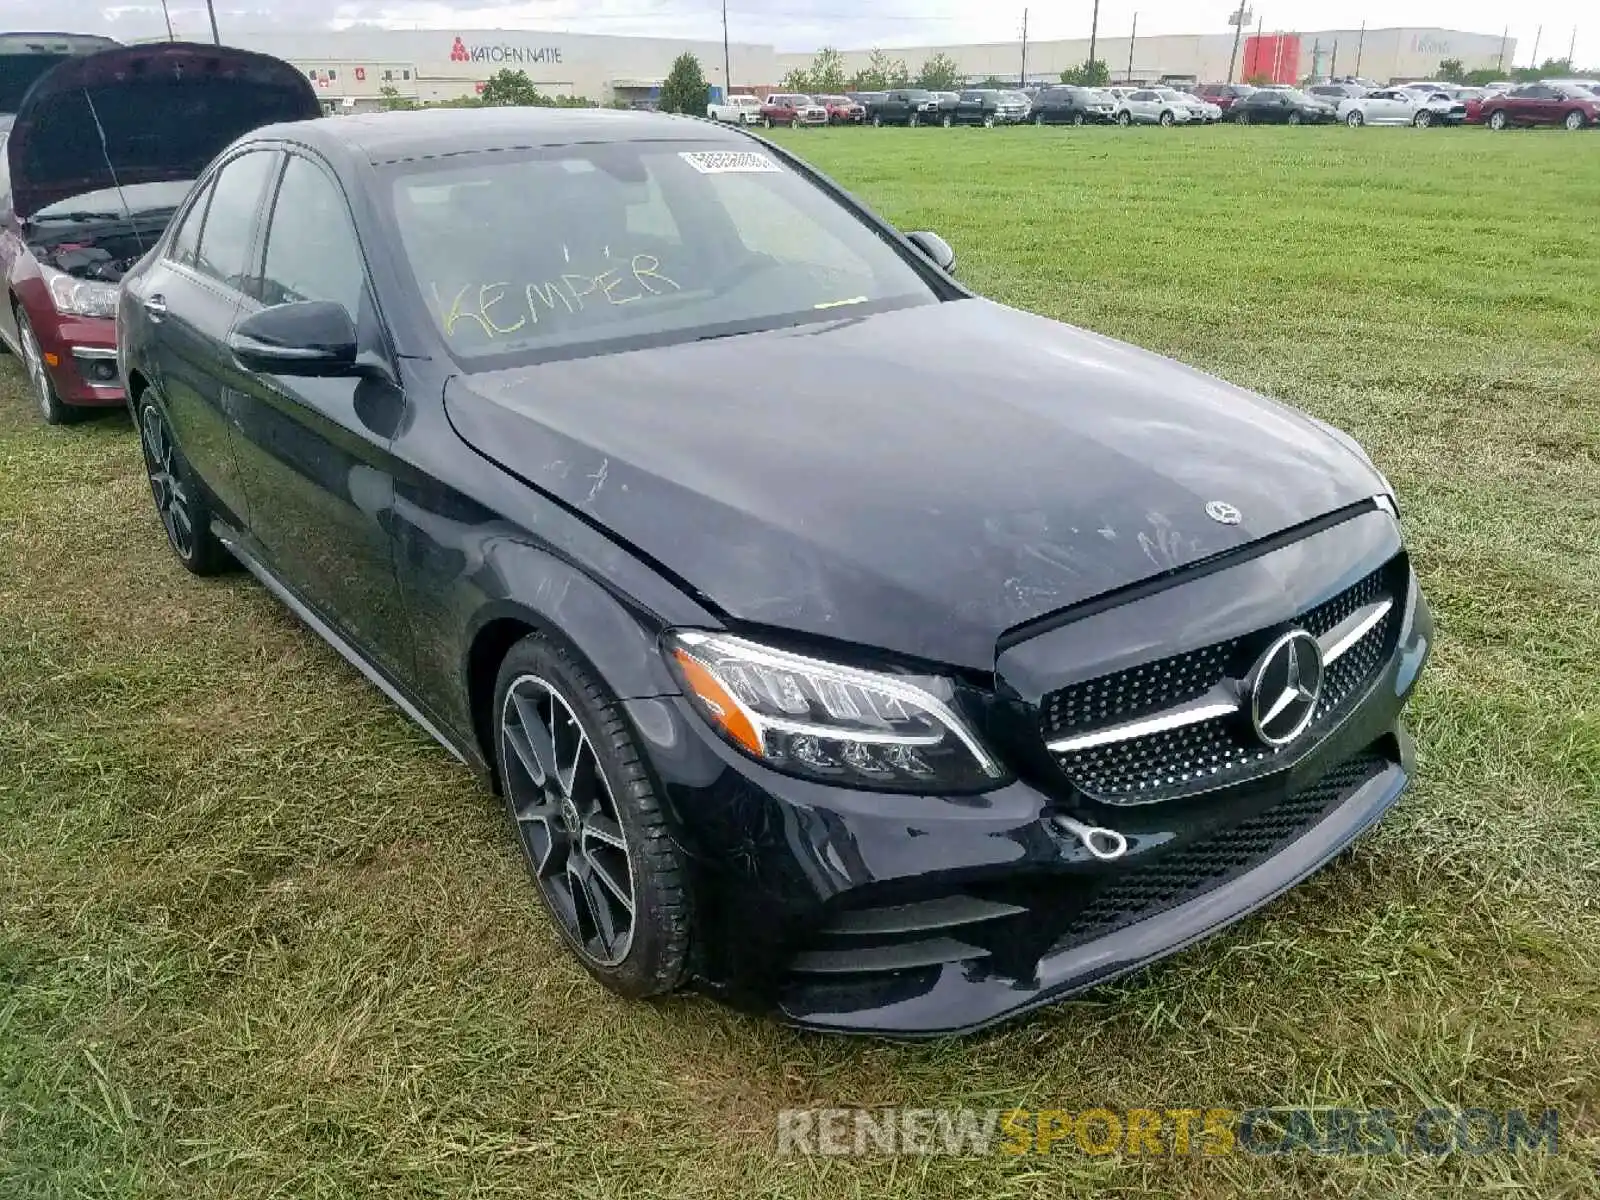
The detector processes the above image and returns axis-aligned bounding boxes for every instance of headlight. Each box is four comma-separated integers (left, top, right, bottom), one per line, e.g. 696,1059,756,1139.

43,265,118,319
666,631,1005,792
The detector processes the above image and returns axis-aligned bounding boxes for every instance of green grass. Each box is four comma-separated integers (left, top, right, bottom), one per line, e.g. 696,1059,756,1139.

2,126,1597,1197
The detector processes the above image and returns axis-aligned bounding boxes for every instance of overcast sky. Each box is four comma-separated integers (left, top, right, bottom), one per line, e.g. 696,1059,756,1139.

67,1,1594,67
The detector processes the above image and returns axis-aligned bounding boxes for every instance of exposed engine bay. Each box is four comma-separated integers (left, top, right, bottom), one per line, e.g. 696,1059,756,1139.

34,232,148,283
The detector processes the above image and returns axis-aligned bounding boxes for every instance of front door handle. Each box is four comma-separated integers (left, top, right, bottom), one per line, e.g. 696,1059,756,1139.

144,294,168,321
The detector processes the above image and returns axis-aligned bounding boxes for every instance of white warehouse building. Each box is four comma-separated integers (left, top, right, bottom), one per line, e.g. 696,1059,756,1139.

196,24,1513,114
201,28,778,111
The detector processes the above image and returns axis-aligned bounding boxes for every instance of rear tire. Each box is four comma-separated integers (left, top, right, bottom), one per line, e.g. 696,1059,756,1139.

1287,110,1302,126
942,112,953,127
909,112,921,128
494,634,692,1000
872,113,883,127
1564,109,1586,130
1236,109,1251,125
1072,111,1085,126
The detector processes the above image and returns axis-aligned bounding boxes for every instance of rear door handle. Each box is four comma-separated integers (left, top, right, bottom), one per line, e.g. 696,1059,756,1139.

144,294,168,320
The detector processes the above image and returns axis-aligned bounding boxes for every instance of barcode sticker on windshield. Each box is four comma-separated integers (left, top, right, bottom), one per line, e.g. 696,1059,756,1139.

679,151,783,174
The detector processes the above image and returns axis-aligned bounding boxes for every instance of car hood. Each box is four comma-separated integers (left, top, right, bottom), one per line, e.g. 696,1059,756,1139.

6,41,320,218
444,300,1385,671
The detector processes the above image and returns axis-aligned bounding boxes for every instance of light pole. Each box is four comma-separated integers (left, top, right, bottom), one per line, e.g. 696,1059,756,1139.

722,0,732,101
158,0,175,41
205,0,220,44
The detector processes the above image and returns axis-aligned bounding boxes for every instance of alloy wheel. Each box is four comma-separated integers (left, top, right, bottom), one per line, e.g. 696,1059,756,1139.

1288,111,1302,125
1414,110,1431,127
1072,112,1085,126
1564,110,1584,130
140,404,196,561
1160,111,1174,126
1347,110,1363,127
501,674,636,967
1489,110,1507,130
17,316,56,421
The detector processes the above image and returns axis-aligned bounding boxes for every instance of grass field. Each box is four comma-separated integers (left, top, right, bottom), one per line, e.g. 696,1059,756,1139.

2,126,1597,1197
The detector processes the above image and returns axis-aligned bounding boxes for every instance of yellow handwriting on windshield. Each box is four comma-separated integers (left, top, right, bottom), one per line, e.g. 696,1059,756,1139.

435,254,681,338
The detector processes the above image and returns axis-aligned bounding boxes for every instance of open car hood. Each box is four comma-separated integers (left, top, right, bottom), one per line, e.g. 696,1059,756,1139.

0,31,119,115
6,41,321,218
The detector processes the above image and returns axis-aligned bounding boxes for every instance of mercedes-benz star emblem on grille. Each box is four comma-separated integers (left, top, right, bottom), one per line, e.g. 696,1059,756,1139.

1205,500,1242,525
1248,630,1325,747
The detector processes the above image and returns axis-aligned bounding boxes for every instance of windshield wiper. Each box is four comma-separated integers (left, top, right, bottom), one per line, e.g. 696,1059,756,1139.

28,210,126,222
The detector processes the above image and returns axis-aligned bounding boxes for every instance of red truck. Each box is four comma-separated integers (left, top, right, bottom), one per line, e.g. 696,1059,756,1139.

815,94,866,124
760,94,829,127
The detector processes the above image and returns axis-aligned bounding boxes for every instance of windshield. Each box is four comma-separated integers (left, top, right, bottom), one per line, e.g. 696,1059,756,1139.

389,141,941,368
30,179,195,221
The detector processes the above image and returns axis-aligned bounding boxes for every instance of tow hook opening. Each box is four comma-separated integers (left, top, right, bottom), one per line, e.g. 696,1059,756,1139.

1050,813,1129,861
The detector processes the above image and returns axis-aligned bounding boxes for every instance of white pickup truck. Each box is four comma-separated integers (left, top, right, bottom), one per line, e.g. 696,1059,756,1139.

706,93,764,124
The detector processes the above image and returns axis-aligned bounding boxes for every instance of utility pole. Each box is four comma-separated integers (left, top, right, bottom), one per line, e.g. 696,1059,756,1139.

1354,20,1365,78
1530,25,1541,69
1089,0,1100,72
1567,26,1577,66
1497,25,1507,72
1330,40,1338,79
1128,13,1137,83
721,0,732,101
204,0,220,44
1227,4,1247,84
159,0,175,40
1020,7,1029,86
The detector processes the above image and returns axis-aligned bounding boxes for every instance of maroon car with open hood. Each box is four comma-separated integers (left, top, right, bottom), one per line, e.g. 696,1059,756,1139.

0,39,320,423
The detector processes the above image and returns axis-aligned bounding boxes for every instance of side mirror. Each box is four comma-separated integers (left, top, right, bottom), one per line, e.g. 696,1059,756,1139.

228,300,359,377
906,230,956,275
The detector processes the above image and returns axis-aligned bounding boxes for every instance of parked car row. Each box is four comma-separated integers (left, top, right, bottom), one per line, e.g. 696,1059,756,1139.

715,79,1599,133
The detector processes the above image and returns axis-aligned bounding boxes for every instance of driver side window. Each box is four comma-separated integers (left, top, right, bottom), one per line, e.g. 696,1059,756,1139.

258,154,366,316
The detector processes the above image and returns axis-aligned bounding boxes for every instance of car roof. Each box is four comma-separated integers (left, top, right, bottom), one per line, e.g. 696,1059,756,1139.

244,106,750,165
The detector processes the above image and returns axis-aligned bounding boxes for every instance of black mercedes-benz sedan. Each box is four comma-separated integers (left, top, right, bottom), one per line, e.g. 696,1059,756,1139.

118,109,1432,1037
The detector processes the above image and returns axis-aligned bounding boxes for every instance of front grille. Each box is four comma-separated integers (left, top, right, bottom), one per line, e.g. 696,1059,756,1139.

1043,559,1403,803
779,750,1390,1009
1050,750,1384,951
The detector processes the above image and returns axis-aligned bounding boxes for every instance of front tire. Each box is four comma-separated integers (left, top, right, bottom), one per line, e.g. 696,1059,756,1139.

136,389,232,575
1488,109,1508,130
1159,110,1175,127
1235,109,1251,125
872,113,883,127
909,112,921,128
1346,109,1364,127
16,306,78,426
1414,109,1432,127
1117,110,1131,126
942,112,953,127
1072,111,1085,126
1287,110,1302,126
1564,109,1586,130
495,634,691,999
